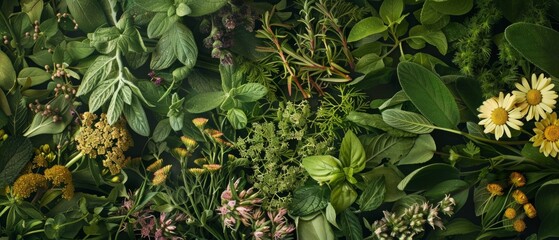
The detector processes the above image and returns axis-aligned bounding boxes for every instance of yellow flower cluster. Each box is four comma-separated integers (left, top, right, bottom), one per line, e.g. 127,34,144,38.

33,144,56,168
12,173,47,199
44,165,75,199
152,165,172,186
75,112,133,175
478,74,558,146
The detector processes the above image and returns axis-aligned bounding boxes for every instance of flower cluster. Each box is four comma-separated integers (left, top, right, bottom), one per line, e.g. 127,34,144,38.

44,165,75,199
478,74,559,157
75,112,133,175
11,173,48,199
370,195,456,239
217,179,295,239
11,165,75,200
32,144,56,169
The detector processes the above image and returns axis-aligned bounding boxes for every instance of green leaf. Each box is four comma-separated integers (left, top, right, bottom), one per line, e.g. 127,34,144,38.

346,112,416,137
0,90,10,116
24,96,72,137
409,26,447,55
424,179,469,200
107,90,124,125
233,83,267,102
330,181,357,213
226,108,247,129
66,0,107,32
430,0,473,15
357,176,385,212
296,212,335,240
536,179,559,239
392,194,427,215
339,130,366,173
355,53,385,75
184,91,226,113
397,62,458,128
362,133,414,166
88,81,116,113
505,23,559,78
134,0,172,12
382,109,434,134
288,184,330,216
437,218,480,237
123,96,150,136
338,209,363,240
77,55,114,96
17,67,51,87
21,0,43,22
176,3,191,16
302,155,345,184
147,12,178,39
379,0,404,25
0,51,16,91
0,136,33,189
185,0,228,17
361,166,405,202
420,1,444,25
152,119,171,142
398,134,436,165
397,163,460,191
347,17,388,42
169,23,197,68
66,41,95,61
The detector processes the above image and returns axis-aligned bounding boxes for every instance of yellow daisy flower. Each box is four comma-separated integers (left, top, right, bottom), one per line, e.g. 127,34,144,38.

513,73,558,121
478,92,524,140
531,112,559,157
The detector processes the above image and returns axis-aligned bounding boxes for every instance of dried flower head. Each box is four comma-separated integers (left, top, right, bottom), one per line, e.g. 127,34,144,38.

512,190,528,205
44,165,74,199
75,112,133,175
203,164,222,172
147,159,163,172
509,172,526,187
513,219,526,232
152,165,172,186
174,147,189,158
523,203,537,219
12,173,47,199
188,168,207,176
194,158,207,166
192,118,208,128
504,208,516,220
486,183,504,196
180,136,198,150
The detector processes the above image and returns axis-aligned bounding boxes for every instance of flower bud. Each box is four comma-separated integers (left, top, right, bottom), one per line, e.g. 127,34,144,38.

509,172,526,187
513,219,526,232
523,203,537,219
504,208,516,219
512,190,528,204
486,183,504,196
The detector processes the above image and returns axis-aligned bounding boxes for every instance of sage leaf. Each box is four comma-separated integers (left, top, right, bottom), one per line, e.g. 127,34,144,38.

382,109,434,134
185,91,226,113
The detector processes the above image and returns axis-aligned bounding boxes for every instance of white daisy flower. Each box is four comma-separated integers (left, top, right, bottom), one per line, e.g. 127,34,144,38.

513,73,558,121
478,92,524,140
531,112,559,157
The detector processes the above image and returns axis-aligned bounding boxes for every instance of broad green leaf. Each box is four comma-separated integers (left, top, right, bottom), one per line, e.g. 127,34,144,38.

346,112,416,137
357,176,385,211
362,133,414,166
455,77,483,118
176,3,191,16
302,155,345,184
134,0,172,12
0,51,16,91
88,81,116,113
379,0,404,25
169,23,197,68
185,0,228,17
392,194,426,215
339,209,363,240
288,184,330,216
0,90,10,116
420,2,443,25
536,179,559,239
0,136,33,189
296,212,335,240
424,179,469,200
17,67,50,87
152,119,171,142
382,109,434,134
430,0,473,15
412,52,448,71
505,23,559,77
147,13,178,39
66,0,107,32
347,17,387,42
361,166,405,202
398,134,436,165
233,83,267,102
339,130,366,173
355,53,384,75
184,91,226,113
124,96,150,136
437,218,480,237
378,90,408,110
107,90,124,125
24,96,72,137
226,108,247,129
397,163,460,191
21,0,43,22
77,55,114,96
66,41,95,61
409,26,447,55
137,81,171,115
325,204,338,228
330,182,357,213
397,62,459,128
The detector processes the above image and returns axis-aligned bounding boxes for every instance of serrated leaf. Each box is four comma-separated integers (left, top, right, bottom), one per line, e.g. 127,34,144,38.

357,176,385,211
339,209,363,240
233,83,267,102
226,108,247,129
382,109,434,134
288,184,330,216
88,81,116,113
0,136,33,189
123,96,150,136
107,90,124,125
77,55,114,96
347,17,387,42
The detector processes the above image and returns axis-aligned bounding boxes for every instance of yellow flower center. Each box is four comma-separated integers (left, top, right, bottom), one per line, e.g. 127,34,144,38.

544,125,559,141
526,89,542,105
491,108,508,125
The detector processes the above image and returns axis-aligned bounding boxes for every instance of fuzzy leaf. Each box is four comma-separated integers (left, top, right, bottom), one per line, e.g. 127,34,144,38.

185,91,226,113
0,136,33,189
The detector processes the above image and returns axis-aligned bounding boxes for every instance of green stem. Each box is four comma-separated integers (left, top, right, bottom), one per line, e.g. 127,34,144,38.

23,229,45,236
65,152,85,168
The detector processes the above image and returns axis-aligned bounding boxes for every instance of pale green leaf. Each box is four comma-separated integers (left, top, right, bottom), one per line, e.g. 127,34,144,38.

184,91,226,113
226,108,247,129
185,0,228,17
398,134,436,165
123,96,150,136
382,109,434,134
0,51,16,91
77,55,114,96
347,17,387,42
169,23,197,68
302,155,345,184
17,67,50,87
233,83,267,102
339,130,366,173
